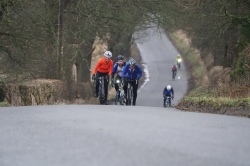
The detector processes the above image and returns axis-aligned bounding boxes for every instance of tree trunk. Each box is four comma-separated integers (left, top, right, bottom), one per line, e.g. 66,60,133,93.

57,0,64,80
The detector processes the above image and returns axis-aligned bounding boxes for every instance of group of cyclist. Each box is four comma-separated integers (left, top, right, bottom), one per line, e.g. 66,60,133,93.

92,51,142,106
163,54,182,107
92,50,181,107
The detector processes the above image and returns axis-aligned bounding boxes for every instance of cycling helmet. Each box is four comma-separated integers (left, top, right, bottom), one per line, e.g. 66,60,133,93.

167,85,171,90
104,51,112,58
128,58,136,65
116,55,124,61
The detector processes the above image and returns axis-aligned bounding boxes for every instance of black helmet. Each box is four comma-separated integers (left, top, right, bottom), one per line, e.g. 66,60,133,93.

116,55,124,61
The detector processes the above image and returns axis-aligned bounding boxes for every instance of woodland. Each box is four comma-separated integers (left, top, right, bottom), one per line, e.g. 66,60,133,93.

0,0,249,105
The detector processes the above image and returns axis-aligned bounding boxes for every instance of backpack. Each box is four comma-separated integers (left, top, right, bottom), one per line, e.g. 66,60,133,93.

172,65,177,70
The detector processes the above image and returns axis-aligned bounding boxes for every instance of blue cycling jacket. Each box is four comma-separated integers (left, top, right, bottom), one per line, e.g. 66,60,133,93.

122,64,142,80
112,61,127,77
163,87,174,96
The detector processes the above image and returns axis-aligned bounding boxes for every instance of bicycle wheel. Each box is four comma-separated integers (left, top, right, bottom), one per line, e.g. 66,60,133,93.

115,91,120,105
165,98,168,107
167,98,171,107
98,84,105,104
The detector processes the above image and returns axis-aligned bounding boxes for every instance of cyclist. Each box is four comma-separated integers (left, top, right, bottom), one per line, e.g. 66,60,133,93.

121,58,142,106
163,85,174,107
176,54,182,68
176,54,182,62
172,64,177,78
92,51,113,105
111,55,127,92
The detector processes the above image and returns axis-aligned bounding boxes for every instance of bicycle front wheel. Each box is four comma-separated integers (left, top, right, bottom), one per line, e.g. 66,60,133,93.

98,85,105,105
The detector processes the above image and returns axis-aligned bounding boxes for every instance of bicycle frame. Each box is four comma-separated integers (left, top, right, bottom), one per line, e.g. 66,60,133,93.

96,76,108,105
114,79,125,105
165,96,172,107
126,79,137,106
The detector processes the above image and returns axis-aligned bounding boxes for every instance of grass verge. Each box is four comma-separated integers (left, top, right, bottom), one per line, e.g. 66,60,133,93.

168,31,250,117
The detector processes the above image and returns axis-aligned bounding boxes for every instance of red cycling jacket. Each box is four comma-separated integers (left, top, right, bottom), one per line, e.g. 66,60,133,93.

92,57,113,75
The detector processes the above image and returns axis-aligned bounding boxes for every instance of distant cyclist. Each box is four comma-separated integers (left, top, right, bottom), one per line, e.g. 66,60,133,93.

176,54,182,62
176,54,182,68
122,58,142,106
111,55,127,92
163,85,174,107
172,64,177,78
92,51,113,105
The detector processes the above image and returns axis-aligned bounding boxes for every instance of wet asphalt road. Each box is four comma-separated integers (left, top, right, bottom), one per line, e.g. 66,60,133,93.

0,27,250,166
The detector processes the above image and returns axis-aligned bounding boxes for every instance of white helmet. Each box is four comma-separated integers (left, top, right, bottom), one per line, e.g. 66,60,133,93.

104,51,112,58
167,85,171,90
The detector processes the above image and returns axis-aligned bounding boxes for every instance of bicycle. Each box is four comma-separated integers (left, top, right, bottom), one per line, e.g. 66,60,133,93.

125,79,137,106
95,76,108,105
114,79,125,105
164,96,172,107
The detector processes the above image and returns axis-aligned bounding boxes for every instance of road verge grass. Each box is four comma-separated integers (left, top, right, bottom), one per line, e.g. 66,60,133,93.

168,31,250,117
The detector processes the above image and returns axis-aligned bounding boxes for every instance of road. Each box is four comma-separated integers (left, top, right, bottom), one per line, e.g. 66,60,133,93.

134,27,189,107
0,27,250,166
1,105,250,166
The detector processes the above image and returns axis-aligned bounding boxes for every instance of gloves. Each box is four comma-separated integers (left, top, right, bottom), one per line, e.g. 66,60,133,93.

92,74,95,80
172,96,174,100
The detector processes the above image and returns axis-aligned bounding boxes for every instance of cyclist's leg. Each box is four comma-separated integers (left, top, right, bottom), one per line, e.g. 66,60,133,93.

123,78,128,97
95,72,101,97
132,80,138,105
104,74,109,101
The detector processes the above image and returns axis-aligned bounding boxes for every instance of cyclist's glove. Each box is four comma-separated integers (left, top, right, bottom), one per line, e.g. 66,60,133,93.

92,74,95,80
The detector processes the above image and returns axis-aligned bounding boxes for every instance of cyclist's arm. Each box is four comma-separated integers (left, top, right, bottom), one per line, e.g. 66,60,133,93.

111,62,118,79
121,64,129,78
108,60,113,76
137,66,143,79
92,59,102,75
171,88,174,96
